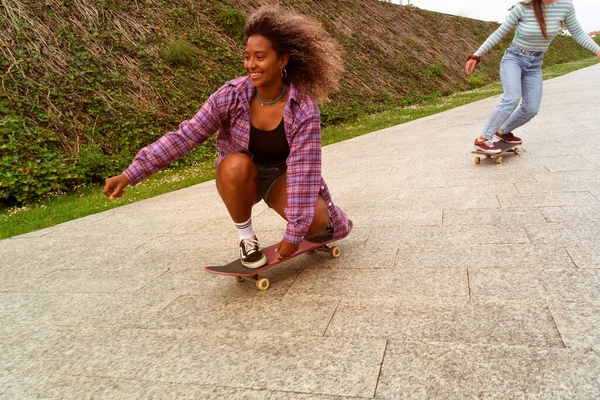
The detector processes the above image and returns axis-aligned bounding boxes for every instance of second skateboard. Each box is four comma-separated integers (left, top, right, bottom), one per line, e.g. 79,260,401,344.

472,140,521,164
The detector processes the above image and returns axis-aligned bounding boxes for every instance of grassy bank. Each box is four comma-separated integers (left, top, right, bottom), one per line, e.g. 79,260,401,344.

3,0,596,206
1,56,598,239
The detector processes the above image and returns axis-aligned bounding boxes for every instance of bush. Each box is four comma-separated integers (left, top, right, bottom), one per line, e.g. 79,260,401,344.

428,62,444,77
162,39,198,66
0,117,80,205
74,144,125,184
216,9,246,39
319,104,361,127
467,74,486,88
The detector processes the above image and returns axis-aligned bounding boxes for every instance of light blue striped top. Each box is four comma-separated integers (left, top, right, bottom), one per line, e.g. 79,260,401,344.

474,0,600,56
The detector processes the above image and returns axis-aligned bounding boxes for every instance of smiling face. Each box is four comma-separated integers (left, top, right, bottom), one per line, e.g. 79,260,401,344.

244,34,288,88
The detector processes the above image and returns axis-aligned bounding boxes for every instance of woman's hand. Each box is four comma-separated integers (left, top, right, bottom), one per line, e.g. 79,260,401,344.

465,59,478,75
103,174,130,200
276,240,299,260
597,51,600,60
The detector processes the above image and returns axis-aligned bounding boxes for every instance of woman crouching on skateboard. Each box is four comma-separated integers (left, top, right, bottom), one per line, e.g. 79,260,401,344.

466,0,600,154
102,5,352,269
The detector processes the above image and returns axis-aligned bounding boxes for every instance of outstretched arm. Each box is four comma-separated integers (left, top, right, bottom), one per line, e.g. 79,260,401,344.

465,5,522,75
102,89,225,199
123,96,222,186
473,4,523,57
563,4,600,56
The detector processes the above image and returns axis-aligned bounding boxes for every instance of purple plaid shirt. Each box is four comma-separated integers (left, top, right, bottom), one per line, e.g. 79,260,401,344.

124,76,352,244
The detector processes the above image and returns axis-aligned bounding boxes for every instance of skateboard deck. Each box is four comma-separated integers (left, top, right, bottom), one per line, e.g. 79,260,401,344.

205,230,343,291
471,140,521,164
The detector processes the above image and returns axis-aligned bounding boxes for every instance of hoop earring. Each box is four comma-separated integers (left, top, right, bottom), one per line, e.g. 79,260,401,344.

281,68,288,79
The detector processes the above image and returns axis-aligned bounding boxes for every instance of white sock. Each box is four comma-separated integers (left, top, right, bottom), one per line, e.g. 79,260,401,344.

234,218,255,240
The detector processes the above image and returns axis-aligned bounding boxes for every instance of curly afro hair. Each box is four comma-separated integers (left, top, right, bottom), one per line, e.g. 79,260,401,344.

244,4,344,103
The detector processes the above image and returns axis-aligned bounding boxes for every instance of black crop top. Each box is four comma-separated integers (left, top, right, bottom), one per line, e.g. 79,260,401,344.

249,119,290,165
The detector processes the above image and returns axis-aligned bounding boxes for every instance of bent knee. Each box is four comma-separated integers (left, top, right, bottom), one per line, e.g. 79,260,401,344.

523,108,539,119
500,97,520,109
218,153,256,184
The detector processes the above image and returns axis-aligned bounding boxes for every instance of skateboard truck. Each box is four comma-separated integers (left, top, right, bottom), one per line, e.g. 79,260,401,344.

233,274,268,290
307,243,342,257
233,244,342,291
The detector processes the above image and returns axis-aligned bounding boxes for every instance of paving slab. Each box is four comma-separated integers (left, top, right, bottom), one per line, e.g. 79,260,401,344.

0,293,124,327
145,295,339,335
32,268,168,293
2,64,600,398
21,375,348,400
498,191,599,208
376,341,600,400
539,204,600,224
0,371,55,400
367,225,531,246
393,243,575,270
35,328,186,379
326,298,563,348
468,268,548,301
525,222,600,244
442,206,547,227
285,268,468,300
141,331,386,398
564,242,600,269
539,269,600,301
547,300,600,351
1,325,70,373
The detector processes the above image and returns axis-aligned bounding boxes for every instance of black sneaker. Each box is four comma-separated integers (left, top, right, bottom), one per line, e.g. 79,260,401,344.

239,235,267,269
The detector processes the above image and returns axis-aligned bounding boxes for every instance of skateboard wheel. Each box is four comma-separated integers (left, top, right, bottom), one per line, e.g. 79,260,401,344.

330,246,342,258
495,156,503,164
514,147,520,155
256,278,270,291
474,157,481,164
233,276,244,283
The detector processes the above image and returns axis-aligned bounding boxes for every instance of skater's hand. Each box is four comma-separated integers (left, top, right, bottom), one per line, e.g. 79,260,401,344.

597,51,600,60
103,174,129,200
465,59,478,75
276,240,299,260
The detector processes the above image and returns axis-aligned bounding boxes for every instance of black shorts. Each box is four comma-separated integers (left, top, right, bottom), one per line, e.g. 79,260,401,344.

256,163,287,207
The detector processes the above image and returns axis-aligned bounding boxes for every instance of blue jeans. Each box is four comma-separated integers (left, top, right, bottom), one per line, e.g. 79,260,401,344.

481,44,545,139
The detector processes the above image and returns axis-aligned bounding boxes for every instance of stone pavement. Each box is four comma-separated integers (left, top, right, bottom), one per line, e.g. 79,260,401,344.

2,64,600,399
